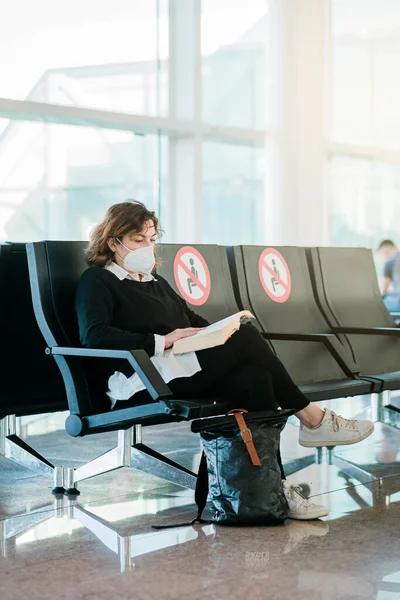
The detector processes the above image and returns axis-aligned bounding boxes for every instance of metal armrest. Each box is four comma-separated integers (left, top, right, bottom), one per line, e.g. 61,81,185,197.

261,332,360,376
331,326,400,337
49,346,172,402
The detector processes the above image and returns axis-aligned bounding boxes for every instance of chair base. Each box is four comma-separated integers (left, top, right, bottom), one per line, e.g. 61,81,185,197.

62,424,197,494
283,447,378,486
1,417,196,496
0,415,65,494
371,391,400,430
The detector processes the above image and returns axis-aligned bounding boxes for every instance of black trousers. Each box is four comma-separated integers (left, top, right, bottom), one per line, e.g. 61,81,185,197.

130,324,310,480
167,324,309,411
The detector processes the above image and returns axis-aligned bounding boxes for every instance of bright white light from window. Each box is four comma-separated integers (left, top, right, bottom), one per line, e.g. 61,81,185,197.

201,0,268,55
382,571,400,583
0,0,168,100
16,517,83,545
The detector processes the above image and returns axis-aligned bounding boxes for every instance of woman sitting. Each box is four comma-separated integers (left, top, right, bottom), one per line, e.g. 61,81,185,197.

76,201,374,521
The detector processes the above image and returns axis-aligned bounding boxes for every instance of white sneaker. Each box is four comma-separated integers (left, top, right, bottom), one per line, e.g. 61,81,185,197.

299,408,374,448
284,484,329,520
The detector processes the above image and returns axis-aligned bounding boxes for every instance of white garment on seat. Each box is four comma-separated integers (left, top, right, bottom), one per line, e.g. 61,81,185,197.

107,348,202,402
104,262,202,403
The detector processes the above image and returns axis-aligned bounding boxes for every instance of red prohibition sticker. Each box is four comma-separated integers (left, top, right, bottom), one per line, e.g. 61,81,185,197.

173,246,211,306
258,248,291,303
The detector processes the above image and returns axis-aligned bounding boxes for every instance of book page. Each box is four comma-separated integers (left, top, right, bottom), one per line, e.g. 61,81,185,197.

185,312,253,340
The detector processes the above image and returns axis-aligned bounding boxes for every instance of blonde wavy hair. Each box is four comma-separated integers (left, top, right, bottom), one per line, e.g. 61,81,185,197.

85,201,163,268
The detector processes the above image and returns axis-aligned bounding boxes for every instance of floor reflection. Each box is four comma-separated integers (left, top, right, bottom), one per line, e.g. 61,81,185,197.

2,474,400,563
1,396,400,599
1,485,399,599
0,496,331,572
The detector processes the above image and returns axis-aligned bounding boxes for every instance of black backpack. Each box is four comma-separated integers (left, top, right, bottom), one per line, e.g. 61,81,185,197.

155,409,293,528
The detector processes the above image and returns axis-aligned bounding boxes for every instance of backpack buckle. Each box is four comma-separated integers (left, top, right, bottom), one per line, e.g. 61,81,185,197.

240,427,253,444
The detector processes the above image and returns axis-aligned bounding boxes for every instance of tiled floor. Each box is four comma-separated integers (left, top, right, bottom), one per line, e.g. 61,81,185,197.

1,397,400,600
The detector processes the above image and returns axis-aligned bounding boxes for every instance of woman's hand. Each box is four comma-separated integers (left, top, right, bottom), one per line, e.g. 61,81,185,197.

164,327,204,349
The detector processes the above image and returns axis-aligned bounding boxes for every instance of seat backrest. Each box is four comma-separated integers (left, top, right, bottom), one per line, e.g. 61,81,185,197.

228,245,354,385
27,241,244,417
28,241,88,346
309,247,400,375
156,244,242,323
0,243,66,418
27,241,102,415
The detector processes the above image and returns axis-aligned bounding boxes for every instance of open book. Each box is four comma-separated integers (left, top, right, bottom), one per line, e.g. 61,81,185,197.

173,310,255,355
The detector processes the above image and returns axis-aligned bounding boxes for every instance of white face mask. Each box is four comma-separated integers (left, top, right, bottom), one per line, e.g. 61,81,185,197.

116,239,156,275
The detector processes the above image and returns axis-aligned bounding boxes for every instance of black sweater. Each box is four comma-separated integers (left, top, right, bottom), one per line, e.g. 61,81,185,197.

75,267,210,378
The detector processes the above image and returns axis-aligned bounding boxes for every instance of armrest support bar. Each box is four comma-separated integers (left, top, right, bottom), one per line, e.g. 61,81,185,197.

263,332,333,342
50,347,173,402
331,326,400,337
261,332,360,376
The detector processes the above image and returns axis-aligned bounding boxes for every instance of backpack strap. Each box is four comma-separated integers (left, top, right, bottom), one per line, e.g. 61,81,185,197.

193,451,209,520
152,452,211,530
228,409,261,467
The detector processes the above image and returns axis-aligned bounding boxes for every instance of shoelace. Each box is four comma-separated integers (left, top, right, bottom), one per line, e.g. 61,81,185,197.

331,411,357,432
288,484,310,506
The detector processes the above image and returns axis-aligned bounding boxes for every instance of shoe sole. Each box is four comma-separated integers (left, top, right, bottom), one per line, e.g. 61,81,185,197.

288,510,329,521
298,423,374,448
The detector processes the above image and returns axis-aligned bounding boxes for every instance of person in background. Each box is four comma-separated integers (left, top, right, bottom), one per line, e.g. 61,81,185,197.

377,239,400,312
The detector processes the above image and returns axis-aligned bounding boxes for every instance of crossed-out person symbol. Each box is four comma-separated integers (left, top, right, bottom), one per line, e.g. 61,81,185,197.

270,258,280,293
187,258,198,294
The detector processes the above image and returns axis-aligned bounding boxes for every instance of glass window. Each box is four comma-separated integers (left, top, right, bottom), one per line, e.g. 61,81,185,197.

0,121,166,241
0,0,168,116
0,119,9,137
329,154,400,248
201,0,268,129
203,142,265,244
331,0,400,146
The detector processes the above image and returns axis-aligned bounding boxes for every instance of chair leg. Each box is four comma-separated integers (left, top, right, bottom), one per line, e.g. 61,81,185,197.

130,423,197,489
130,443,197,491
64,446,123,495
282,455,316,476
0,415,65,494
371,391,400,430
